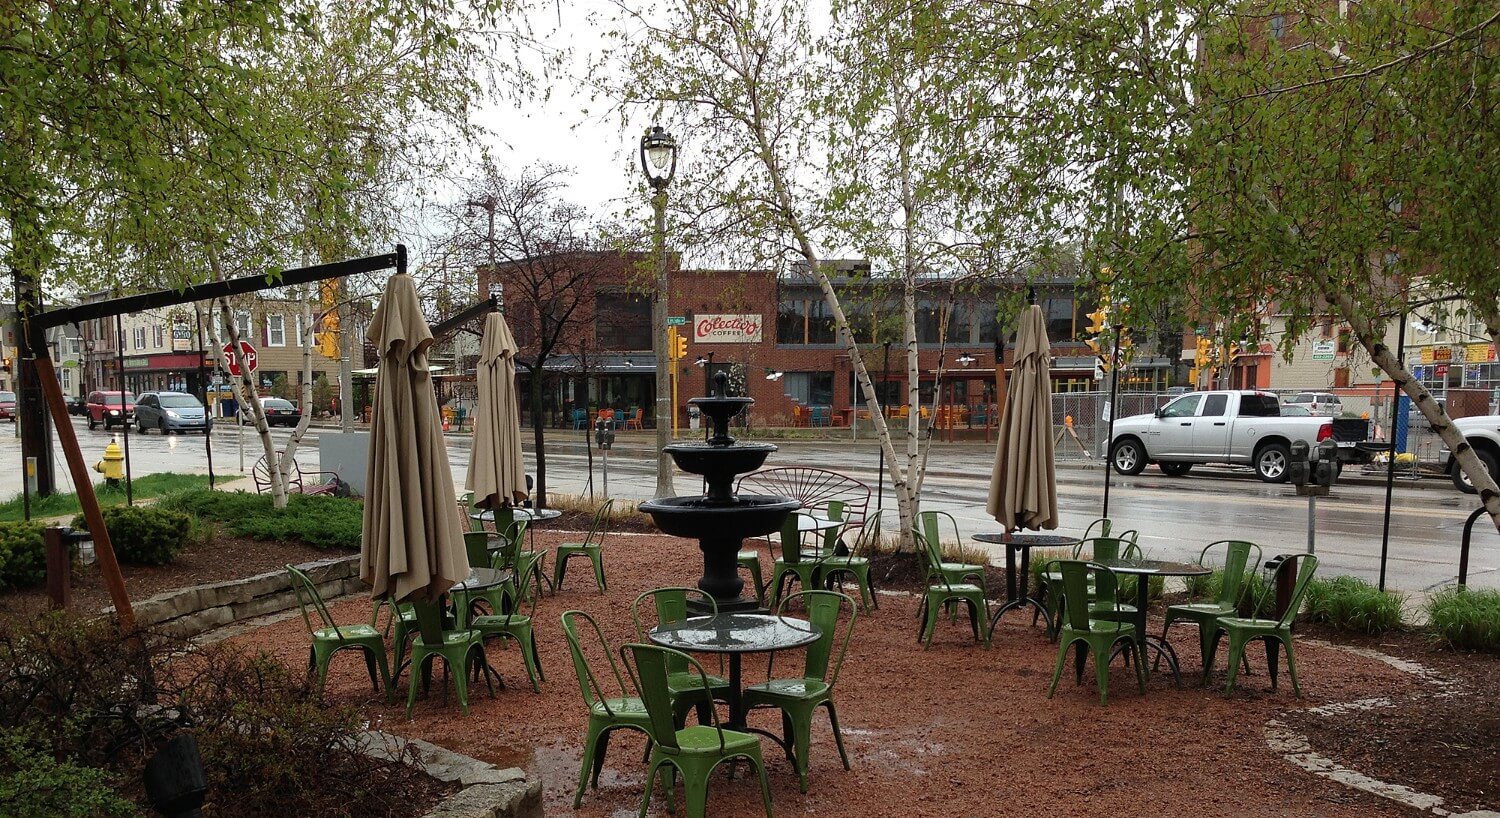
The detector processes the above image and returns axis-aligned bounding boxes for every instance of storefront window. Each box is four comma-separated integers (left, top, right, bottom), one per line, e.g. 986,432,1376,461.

807,299,837,344
783,371,834,405
595,292,651,350
1045,295,1075,340
777,297,806,344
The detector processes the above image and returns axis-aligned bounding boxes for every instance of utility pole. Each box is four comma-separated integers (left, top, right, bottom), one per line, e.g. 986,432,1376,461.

640,126,679,498
14,270,55,496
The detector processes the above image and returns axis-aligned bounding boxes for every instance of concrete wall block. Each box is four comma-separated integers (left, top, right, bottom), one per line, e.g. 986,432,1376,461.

301,555,358,585
234,588,302,621
212,570,291,606
161,605,235,638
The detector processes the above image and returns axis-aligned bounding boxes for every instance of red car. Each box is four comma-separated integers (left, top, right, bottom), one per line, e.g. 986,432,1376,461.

0,391,15,422
86,390,136,430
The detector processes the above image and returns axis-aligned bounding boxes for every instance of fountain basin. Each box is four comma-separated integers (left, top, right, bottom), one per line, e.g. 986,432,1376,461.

662,440,776,480
639,494,800,540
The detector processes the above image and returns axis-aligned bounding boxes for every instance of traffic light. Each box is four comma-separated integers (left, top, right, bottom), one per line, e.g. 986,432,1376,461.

1,358,10,373
1086,306,1109,335
669,327,687,360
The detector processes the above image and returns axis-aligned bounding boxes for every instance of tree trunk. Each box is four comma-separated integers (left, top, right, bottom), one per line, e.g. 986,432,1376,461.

1324,282,1500,535
278,297,315,492
531,363,548,508
212,289,286,508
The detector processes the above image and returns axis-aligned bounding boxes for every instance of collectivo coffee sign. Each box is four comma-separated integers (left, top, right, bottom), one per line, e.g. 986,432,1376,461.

694,314,763,343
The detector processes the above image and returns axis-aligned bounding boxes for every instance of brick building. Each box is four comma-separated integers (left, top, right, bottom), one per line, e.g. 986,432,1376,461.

482,252,1171,428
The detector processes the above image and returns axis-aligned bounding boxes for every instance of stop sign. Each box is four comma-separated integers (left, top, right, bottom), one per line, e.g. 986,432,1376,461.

222,340,258,376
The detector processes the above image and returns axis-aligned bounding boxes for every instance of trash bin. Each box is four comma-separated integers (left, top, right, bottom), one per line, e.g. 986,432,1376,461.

688,405,701,431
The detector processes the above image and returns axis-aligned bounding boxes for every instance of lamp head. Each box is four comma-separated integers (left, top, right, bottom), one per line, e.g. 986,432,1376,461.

640,126,678,189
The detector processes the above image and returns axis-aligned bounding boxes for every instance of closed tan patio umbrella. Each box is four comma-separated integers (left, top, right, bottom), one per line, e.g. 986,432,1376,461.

986,303,1059,531
465,311,527,509
360,274,469,603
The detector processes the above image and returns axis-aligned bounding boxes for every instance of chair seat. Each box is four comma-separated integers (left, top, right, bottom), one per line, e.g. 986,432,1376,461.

1167,601,1235,616
821,555,868,567
744,678,830,701
668,671,729,694
1092,602,1137,615
591,697,650,719
1062,619,1135,636
939,561,984,574
559,542,599,551
737,549,761,560
471,614,531,630
414,629,482,649
669,725,761,755
314,624,381,640
927,582,983,595
1216,616,1282,631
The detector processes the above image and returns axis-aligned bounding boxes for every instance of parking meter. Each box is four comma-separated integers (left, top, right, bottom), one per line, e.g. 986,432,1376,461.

594,417,615,450
1314,439,1339,486
1288,440,1311,485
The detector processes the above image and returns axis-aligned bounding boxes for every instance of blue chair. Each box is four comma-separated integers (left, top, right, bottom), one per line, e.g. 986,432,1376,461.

810,406,829,427
572,408,588,429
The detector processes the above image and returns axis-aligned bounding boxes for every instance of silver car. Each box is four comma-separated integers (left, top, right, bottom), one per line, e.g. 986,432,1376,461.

136,391,212,434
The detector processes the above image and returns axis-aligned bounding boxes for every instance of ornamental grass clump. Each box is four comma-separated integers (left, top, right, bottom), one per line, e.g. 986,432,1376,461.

1426,588,1500,652
1303,575,1406,635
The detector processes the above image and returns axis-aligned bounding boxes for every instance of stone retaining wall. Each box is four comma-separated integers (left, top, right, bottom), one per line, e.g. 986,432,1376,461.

106,555,363,637
359,733,542,818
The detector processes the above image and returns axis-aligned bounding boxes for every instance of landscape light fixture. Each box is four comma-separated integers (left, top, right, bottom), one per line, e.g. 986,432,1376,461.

694,356,708,367
639,126,678,190
765,369,784,381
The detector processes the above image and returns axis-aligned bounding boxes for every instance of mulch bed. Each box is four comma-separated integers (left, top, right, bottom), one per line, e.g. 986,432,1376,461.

224,529,1480,818
1283,626,1499,815
0,533,349,622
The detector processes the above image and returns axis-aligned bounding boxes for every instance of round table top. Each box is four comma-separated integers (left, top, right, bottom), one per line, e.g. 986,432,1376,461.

450,567,513,592
795,514,842,533
649,614,821,655
1092,558,1211,578
470,507,562,523
972,532,1081,548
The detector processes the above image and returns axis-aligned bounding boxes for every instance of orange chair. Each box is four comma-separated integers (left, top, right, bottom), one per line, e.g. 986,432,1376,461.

625,407,643,430
791,404,808,427
597,408,616,423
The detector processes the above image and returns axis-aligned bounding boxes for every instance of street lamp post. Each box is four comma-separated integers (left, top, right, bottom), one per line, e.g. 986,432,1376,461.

641,126,679,498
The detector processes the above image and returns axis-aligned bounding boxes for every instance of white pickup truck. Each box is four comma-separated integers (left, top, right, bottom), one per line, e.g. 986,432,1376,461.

1443,415,1500,494
1108,390,1370,483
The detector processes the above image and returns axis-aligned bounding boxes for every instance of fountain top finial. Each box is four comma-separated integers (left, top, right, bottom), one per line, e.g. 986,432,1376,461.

713,370,729,397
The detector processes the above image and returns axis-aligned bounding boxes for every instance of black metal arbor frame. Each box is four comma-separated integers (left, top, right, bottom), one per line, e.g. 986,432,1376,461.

13,245,410,628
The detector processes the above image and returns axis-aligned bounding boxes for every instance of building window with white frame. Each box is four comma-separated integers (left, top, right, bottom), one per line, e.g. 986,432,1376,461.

267,314,286,347
152,325,165,348
294,314,304,345
235,311,252,340
133,327,147,350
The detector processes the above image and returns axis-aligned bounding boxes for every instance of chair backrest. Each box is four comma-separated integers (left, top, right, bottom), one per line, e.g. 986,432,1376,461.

492,520,527,568
777,590,856,686
254,455,304,494
1073,536,1135,562
582,499,614,547
777,513,810,564
1057,560,1121,632
560,610,625,712
1263,553,1319,627
735,467,870,540
286,565,338,636
463,531,493,569
819,500,846,552
621,644,726,752
1081,518,1113,540
848,512,882,557
917,511,959,558
631,587,718,676
411,599,447,646
1201,540,1262,608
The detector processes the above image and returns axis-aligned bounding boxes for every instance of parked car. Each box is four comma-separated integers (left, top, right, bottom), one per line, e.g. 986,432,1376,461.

1443,415,1500,494
67,395,88,416
1284,391,1343,417
86,390,136,430
0,391,15,422
135,391,212,434
1108,390,1374,482
260,397,303,427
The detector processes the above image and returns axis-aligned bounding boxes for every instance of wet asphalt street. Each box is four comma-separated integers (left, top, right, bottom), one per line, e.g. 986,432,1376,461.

2,418,1493,594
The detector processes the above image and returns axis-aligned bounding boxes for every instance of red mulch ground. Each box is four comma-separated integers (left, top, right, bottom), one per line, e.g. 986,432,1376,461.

224,529,1468,818
0,535,346,621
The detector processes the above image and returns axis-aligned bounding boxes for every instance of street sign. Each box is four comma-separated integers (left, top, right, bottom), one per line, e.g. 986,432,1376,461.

666,316,687,326
222,340,258,376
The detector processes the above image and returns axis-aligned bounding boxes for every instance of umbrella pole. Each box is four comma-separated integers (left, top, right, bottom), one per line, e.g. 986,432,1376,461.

1102,329,1122,518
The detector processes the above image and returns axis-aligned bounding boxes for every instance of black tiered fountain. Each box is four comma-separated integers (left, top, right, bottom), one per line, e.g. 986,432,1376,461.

639,373,800,613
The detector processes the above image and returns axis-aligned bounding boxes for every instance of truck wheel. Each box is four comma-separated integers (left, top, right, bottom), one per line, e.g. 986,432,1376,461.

1159,462,1193,477
1451,447,1498,495
1255,442,1292,483
87,415,96,431
1111,438,1148,476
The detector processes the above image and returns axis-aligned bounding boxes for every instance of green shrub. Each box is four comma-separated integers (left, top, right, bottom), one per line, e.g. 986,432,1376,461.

1303,575,1406,634
0,729,136,817
72,506,191,566
0,521,47,588
1426,588,1500,652
158,490,363,551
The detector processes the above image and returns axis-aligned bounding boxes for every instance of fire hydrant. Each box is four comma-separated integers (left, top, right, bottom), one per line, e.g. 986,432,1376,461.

95,438,125,487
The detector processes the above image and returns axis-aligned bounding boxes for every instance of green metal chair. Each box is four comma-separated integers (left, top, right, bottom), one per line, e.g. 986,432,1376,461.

818,513,878,609
1161,540,1262,674
1080,517,1113,540
1206,553,1319,696
916,510,988,593
556,499,614,593
1036,533,1141,637
622,643,774,818
767,513,832,609
631,588,731,725
916,529,989,648
403,599,493,718
287,565,391,696
456,531,516,620
561,610,654,809
470,580,544,693
1045,560,1146,706
494,519,549,604
736,546,767,607
743,590,856,793
373,597,419,681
